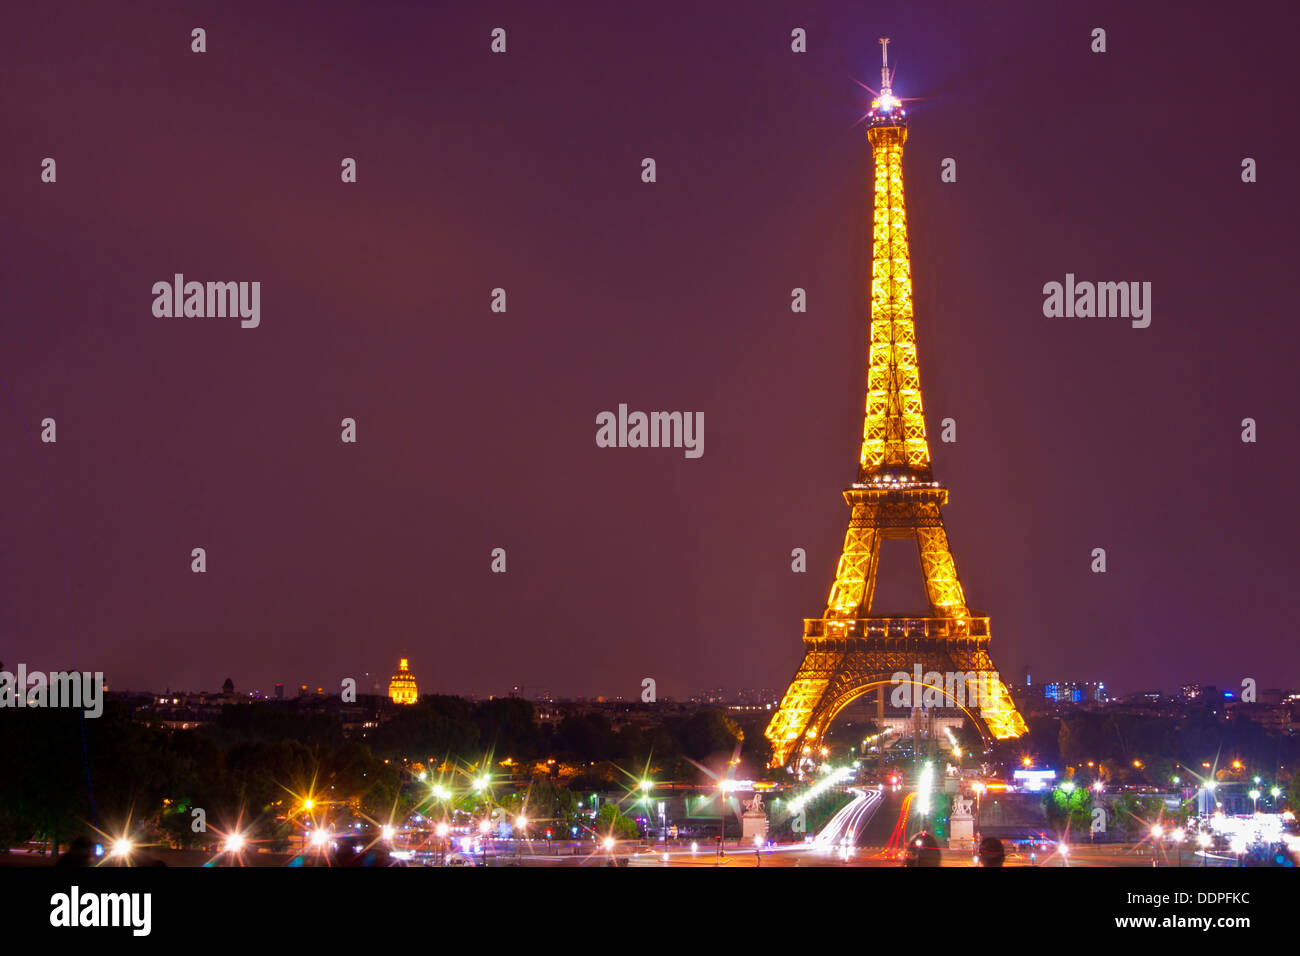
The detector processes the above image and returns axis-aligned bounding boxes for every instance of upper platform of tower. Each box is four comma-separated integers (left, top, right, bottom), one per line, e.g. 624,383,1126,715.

867,93,907,129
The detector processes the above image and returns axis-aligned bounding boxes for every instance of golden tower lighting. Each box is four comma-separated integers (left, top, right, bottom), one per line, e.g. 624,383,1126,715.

388,657,419,705
764,40,1027,768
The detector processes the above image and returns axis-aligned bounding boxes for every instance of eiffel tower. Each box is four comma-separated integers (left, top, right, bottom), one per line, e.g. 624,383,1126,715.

764,40,1027,769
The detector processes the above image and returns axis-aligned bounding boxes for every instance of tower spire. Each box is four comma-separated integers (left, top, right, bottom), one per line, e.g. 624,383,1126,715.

879,37,891,97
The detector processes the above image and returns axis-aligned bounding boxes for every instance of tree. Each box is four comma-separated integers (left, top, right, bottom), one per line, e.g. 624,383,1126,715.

1043,786,1093,836
595,802,638,840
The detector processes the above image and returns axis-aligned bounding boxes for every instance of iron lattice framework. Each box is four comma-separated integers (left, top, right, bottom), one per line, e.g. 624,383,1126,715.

764,55,1026,768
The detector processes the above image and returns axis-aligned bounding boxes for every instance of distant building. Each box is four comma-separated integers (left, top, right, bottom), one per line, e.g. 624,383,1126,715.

1041,681,1107,704
221,677,234,696
388,658,419,705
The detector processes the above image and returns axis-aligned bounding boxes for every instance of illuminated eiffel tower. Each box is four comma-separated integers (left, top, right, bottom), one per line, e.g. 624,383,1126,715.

765,40,1026,769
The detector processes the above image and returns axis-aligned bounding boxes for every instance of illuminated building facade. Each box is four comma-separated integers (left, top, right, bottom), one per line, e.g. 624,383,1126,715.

388,657,419,704
764,40,1027,768
1042,681,1107,704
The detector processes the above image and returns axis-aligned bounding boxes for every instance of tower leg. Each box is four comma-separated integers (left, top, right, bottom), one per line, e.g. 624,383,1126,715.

915,523,967,617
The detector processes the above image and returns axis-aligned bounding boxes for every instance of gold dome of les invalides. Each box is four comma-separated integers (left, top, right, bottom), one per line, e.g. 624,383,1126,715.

388,658,418,705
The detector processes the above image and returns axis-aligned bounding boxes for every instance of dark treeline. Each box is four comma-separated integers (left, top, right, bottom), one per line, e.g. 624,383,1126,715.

366,695,763,776
0,696,771,852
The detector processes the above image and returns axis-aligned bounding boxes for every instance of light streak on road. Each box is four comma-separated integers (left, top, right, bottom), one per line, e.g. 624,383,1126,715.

813,787,883,849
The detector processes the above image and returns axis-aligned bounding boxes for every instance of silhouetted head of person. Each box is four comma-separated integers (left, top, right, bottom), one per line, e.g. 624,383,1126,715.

904,830,942,867
978,836,1005,867
54,835,95,867
332,836,362,866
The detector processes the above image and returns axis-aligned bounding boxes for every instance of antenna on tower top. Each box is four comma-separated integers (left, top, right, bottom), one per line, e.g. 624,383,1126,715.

879,37,891,96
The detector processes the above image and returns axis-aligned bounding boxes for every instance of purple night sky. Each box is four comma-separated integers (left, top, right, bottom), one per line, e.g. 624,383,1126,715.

2,0,1298,698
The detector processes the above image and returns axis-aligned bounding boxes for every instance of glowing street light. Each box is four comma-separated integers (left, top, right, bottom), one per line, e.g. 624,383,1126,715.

110,838,133,859
1196,829,1211,866
915,762,934,820
224,832,246,854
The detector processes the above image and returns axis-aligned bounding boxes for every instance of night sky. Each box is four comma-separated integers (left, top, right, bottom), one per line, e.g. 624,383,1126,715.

3,0,1298,699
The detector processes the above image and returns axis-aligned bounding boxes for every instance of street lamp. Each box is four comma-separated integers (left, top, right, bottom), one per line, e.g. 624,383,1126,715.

514,815,528,862
716,780,738,863
478,818,491,866
434,821,450,866
1249,789,1260,813
309,827,331,858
